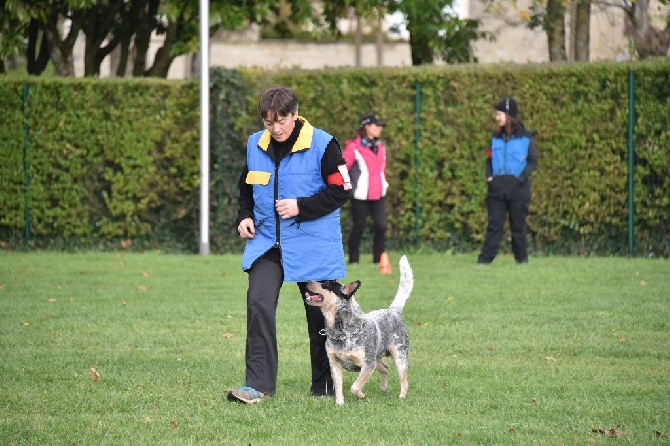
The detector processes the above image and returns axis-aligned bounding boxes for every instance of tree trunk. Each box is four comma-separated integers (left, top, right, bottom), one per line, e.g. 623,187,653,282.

355,12,362,67
631,0,650,55
109,34,132,77
145,20,178,77
132,0,160,76
26,19,50,75
567,1,576,61
574,0,591,61
409,31,434,66
630,0,670,58
376,9,384,66
545,0,567,61
44,13,82,76
82,3,124,77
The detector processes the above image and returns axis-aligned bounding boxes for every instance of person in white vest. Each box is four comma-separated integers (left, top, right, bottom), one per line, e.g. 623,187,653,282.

343,112,389,265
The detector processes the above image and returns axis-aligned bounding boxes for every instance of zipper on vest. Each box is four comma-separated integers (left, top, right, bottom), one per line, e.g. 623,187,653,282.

274,162,281,246
503,139,508,175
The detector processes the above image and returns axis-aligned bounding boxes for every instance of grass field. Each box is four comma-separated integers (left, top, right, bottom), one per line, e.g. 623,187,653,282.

1,252,668,445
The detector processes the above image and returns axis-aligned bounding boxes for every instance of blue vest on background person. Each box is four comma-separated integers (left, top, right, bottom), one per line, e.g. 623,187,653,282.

241,117,346,282
490,132,531,179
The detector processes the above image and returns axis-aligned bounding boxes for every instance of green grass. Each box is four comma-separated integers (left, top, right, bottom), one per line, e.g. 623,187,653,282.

1,252,668,445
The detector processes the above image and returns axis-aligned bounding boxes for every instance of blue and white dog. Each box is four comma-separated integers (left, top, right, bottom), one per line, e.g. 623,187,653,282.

304,255,414,405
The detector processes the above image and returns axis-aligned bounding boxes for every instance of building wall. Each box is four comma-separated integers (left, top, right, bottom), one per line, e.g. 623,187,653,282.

209,40,412,70
466,0,632,63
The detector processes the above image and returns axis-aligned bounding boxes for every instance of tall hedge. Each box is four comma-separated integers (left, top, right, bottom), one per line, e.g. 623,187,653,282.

0,60,668,256
0,78,201,250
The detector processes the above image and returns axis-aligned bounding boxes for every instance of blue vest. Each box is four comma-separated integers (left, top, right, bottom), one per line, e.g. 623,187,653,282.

241,118,346,282
491,133,531,178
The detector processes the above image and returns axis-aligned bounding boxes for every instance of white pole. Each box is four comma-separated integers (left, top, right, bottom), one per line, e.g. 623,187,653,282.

199,0,210,255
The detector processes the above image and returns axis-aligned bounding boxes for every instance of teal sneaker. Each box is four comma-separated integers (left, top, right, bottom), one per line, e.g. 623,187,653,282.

227,385,266,404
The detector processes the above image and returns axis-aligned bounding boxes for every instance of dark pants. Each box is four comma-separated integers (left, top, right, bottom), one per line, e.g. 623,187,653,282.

244,257,332,396
478,178,531,264
348,197,386,264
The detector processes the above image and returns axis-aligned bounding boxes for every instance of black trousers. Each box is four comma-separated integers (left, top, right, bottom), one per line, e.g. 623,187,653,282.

478,182,531,264
244,257,332,396
348,197,386,264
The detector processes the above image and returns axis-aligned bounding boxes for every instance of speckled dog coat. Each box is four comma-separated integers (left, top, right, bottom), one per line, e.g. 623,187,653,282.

304,255,414,405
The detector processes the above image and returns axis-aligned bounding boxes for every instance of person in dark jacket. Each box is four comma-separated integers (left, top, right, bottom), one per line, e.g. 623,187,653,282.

477,97,538,265
228,86,352,404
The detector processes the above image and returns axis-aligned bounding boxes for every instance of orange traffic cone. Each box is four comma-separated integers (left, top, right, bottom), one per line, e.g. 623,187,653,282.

379,252,392,274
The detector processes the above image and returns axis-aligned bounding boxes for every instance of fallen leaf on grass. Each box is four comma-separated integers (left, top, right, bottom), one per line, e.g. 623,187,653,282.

545,356,556,362
170,420,178,430
592,428,624,437
618,336,626,343
223,333,234,339
508,428,516,435
137,285,148,292
89,365,100,381
142,272,150,277
413,320,429,326
48,298,57,303
656,431,667,438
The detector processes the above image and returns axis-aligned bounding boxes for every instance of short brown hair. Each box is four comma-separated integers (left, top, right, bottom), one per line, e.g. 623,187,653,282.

259,86,298,121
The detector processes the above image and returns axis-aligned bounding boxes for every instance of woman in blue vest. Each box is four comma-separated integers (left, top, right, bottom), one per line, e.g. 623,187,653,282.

228,86,352,404
477,97,538,265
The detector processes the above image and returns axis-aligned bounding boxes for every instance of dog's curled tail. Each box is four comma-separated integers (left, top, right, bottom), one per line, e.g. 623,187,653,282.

389,255,414,313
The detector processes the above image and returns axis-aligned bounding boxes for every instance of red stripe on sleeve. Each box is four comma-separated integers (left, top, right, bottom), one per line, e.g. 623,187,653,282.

327,172,345,185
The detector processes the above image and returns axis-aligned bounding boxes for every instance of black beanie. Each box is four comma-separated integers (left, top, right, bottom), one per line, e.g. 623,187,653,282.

495,97,518,118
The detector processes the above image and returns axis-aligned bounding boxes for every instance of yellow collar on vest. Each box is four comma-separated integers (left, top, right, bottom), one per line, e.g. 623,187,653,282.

258,116,314,153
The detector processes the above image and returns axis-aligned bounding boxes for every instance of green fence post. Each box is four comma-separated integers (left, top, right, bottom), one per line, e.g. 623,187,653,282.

627,70,634,256
414,81,422,246
22,83,32,241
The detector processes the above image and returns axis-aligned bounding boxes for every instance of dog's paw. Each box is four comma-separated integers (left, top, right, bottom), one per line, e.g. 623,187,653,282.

352,390,366,400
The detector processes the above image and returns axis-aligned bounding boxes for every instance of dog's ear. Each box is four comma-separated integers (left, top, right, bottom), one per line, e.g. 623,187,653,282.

342,280,362,299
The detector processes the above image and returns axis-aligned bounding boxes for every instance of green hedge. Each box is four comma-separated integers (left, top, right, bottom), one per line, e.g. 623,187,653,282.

0,60,668,256
0,78,201,251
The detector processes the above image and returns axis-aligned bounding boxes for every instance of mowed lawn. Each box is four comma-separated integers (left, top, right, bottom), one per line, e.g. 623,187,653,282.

0,252,668,445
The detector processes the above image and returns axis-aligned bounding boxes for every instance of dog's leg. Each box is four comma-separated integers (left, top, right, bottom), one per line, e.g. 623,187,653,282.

376,360,389,393
350,367,375,400
329,355,345,406
389,347,409,399
396,364,409,399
